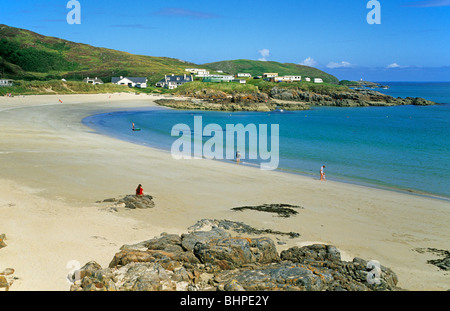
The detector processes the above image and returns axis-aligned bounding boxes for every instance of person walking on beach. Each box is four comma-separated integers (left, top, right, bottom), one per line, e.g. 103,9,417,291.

136,184,144,196
236,150,241,164
320,165,326,181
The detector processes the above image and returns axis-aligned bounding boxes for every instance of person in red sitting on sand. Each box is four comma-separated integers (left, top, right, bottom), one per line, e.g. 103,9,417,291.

136,184,144,196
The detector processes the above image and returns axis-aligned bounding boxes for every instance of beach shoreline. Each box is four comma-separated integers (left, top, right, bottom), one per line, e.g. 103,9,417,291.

83,104,450,203
0,93,449,291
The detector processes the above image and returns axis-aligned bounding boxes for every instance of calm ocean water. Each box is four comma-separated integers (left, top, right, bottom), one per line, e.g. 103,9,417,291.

83,82,450,199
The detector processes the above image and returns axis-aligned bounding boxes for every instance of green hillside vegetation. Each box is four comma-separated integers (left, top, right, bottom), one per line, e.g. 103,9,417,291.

247,79,349,94
0,78,351,97
171,80,350,96
0,24,342,95
173,81,259,95
204,59,339,84
0,24,196,83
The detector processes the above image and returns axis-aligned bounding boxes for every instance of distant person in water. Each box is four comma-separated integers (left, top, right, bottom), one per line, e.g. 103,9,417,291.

136,184,144,196
320,165,326,181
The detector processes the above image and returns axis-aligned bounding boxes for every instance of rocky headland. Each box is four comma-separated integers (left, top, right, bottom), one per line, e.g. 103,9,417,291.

155,86,435,112
269,87,435,107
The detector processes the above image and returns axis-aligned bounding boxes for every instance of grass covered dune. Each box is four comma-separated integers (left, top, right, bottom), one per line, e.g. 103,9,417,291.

0,80,131,96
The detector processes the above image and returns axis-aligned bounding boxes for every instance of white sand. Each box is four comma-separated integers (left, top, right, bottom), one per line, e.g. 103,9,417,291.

0,93,449,291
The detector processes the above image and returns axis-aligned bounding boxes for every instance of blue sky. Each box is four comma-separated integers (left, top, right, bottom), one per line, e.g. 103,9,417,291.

1,0,449,81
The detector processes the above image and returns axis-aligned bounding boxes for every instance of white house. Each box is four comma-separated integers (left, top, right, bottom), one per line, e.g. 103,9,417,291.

285,76,302,82
156,74,193,89
314,78,324,84
82,77,104,85
194,71,211,78
112,76,148,88
305,77,311,82
0,79,13,87
273,76,292,83
237,73,252,78
263,73,278,78
186,68,209,75
232,79,247,84
273,75,302,83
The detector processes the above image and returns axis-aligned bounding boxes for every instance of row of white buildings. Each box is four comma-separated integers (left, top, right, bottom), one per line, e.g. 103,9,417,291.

186,69,324,84
262,73,323,83
82,76,148,88
79,68,324,90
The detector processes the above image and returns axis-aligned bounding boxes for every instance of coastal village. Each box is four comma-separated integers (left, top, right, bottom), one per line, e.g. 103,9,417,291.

0,68,325,91
76,69,325,90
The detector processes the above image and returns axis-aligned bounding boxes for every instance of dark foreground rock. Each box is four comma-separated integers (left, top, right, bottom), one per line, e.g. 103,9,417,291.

70,221,402,291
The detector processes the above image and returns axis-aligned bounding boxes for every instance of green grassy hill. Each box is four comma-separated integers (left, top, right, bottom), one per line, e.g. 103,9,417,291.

203,59,339,84
0,24,196,84
0,24,340,87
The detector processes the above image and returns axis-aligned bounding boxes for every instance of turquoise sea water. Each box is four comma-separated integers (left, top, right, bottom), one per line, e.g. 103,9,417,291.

83,82,450,200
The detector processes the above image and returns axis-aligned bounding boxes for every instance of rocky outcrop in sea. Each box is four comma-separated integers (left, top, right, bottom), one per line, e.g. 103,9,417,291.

155,98,309,112
269,87,435,107
155,86,435,111
69,220,402,291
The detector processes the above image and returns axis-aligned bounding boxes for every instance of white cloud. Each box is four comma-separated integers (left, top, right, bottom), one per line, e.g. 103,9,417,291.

326,61,354,69
258,49,270,62
299,57,318,67
403,0,450,7
387,62,408,69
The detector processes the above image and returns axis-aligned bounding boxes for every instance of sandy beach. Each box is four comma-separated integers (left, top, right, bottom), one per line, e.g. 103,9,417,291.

0,93,448,291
